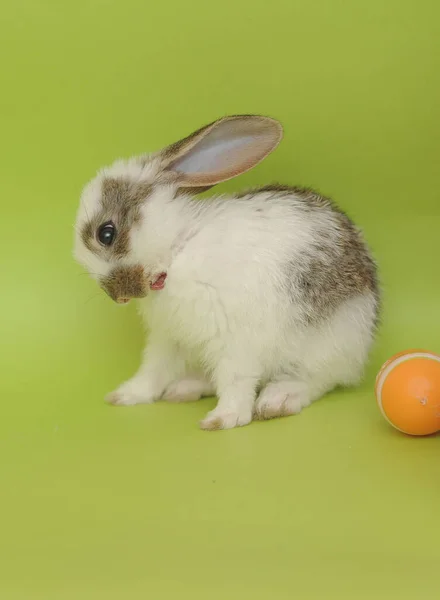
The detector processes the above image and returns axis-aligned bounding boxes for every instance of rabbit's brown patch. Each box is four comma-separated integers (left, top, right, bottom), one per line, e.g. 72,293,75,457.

236,184,380,325
287,207,379,325
101,264,148,302
80,220,95,253
80,178,153,258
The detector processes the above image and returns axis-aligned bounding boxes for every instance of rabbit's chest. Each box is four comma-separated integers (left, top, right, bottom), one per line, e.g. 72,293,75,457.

143,271,233,357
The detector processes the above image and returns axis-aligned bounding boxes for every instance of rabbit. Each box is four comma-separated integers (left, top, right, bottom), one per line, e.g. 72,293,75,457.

74,115,380,431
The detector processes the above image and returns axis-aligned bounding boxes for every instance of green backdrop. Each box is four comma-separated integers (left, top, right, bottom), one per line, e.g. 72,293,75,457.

1,1,439,598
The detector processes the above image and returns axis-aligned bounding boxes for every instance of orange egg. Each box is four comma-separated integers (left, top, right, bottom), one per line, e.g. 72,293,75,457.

375,350,440,435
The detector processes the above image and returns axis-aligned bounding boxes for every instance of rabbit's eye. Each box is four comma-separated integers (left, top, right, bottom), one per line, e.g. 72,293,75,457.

97,221,116,246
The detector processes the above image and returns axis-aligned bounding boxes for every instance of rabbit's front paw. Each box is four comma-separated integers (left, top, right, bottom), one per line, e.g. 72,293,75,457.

200,407,252,431
105,378,159,407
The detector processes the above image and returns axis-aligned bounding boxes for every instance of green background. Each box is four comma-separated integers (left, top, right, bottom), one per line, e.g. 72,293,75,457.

1,0,439,598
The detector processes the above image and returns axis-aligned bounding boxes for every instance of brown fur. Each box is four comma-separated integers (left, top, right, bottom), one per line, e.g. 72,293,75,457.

100,264,148,302
236,183,380,324
80,178,153,258
80,220,95,253
294,214,380,325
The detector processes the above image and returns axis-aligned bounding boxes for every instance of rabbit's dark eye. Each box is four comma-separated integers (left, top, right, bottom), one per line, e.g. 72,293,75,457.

97,222,116,246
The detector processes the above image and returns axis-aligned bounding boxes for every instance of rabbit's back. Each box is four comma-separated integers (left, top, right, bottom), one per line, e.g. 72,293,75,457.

249,185,380,326
230,185,379,325
141,186,379,358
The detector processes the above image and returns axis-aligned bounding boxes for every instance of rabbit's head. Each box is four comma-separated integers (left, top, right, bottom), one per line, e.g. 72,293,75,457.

74,115,283,303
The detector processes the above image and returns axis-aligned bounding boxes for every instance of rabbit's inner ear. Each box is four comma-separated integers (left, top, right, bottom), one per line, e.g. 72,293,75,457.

164,115,283,188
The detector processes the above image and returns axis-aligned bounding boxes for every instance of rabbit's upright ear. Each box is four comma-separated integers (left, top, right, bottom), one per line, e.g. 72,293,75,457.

161,115,283,188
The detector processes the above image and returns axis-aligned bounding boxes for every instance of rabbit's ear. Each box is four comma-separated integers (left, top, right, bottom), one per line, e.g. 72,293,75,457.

161,115,283,187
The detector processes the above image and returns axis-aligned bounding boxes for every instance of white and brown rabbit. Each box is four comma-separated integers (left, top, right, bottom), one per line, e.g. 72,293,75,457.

74,115,380,430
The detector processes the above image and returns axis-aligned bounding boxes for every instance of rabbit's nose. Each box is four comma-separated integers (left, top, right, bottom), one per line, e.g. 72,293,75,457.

101,264,148,302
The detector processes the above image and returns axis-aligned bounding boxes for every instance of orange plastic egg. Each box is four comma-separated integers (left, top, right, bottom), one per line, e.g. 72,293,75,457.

375,350,440,435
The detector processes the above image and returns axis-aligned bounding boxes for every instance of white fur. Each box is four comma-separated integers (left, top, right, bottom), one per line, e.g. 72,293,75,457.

74,116,377,431
75,167,377,430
